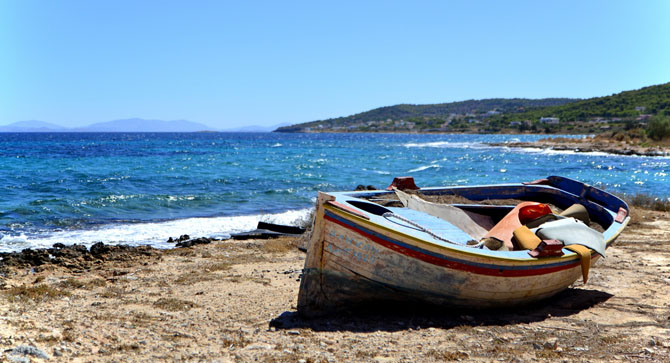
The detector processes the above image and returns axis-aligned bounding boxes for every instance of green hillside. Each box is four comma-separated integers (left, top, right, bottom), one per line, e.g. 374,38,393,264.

275,82,670,134
275,98,577,132
504,82,670,122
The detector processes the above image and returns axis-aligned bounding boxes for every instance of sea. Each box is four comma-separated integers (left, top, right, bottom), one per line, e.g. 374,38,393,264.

1,132,668,252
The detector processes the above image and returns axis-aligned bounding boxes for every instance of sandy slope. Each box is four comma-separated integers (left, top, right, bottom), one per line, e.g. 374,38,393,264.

1,212,669,362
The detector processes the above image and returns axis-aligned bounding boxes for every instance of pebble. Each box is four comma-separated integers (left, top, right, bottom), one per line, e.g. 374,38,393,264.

288,330,300,335
243,343,275,351
543,338,558,349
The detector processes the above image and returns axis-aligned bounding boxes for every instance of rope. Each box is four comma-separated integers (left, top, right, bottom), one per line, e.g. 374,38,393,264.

382,212,484,248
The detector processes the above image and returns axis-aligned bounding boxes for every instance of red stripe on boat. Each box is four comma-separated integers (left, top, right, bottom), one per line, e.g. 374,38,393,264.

325,214,580,277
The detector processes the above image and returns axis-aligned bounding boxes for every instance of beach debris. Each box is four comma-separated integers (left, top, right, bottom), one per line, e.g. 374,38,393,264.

231,222,306,240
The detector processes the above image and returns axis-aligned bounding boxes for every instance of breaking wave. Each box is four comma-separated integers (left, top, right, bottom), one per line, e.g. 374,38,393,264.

0,208,313,253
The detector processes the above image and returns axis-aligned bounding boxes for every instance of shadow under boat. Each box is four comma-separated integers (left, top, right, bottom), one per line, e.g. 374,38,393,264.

269,287,613,333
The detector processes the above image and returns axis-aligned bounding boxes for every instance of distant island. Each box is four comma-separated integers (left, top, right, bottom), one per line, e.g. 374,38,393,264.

275,82,670,137
0,119,291,133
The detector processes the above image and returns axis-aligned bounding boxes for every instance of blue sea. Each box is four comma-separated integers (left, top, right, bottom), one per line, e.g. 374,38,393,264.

1,132,668,252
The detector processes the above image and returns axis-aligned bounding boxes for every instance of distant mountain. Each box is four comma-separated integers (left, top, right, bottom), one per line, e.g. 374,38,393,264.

221,122,292,132
0,118,217,132
0,120,68,132
75,118,214,132
275,98,579,132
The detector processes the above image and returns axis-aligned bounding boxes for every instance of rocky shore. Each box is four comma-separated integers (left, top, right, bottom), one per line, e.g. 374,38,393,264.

1,210,669,362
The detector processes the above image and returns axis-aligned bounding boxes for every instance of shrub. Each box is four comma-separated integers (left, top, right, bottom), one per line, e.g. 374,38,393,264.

646,115,670,141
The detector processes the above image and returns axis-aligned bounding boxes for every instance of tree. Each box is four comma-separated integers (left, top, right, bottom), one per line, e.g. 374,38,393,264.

647,115,670,141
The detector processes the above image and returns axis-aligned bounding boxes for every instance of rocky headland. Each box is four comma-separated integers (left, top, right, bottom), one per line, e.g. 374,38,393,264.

488,135,670,157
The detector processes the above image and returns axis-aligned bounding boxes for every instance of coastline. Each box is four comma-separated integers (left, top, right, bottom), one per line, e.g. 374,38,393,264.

1,209,669,361
486,138,670,157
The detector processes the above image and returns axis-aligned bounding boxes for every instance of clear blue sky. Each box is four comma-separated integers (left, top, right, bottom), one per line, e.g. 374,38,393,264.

2,0,669,128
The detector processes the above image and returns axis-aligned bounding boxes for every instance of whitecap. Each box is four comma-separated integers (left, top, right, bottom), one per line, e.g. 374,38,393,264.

402,141,486,149
408,164,440,173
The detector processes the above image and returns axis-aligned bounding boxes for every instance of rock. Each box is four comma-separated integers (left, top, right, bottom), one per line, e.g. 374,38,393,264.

543,338,558,350
10,345,50,360
532,342,542,350
1,243,160,271
373,357,394,363
287,330,301,335
178,234,190,242
243,343,275,350
167,237,174,243
175,237,212,248
90,242,110,256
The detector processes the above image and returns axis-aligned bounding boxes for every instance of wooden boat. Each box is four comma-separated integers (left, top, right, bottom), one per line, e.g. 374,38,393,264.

297,176,629,317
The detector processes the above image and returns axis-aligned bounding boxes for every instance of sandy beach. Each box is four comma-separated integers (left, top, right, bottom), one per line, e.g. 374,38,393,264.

1,208,669,362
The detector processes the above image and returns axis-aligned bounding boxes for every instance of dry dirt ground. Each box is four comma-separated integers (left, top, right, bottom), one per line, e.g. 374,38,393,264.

1,211,669,362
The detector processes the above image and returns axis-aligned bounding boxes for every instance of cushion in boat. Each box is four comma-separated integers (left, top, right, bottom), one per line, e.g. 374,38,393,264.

559,203,591,225
512,225,542,250
564,244,591,283
524,213,563,229
532,218,606,257
482,202,539,250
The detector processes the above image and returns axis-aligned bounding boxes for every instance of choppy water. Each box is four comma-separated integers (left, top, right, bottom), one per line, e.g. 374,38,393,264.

1,132,667,252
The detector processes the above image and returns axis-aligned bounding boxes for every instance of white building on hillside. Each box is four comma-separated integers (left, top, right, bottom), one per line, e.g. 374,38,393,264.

540,117,559,124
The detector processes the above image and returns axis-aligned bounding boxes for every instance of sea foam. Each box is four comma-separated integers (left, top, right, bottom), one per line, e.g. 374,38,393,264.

0,208,313,253
402,141,487,149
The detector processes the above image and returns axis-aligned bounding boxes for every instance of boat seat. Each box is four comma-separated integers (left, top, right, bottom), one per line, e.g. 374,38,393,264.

385,207,475,245
393,188,494,240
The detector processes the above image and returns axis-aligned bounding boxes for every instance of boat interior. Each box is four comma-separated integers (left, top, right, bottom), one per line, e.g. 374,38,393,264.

325,179,627,257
